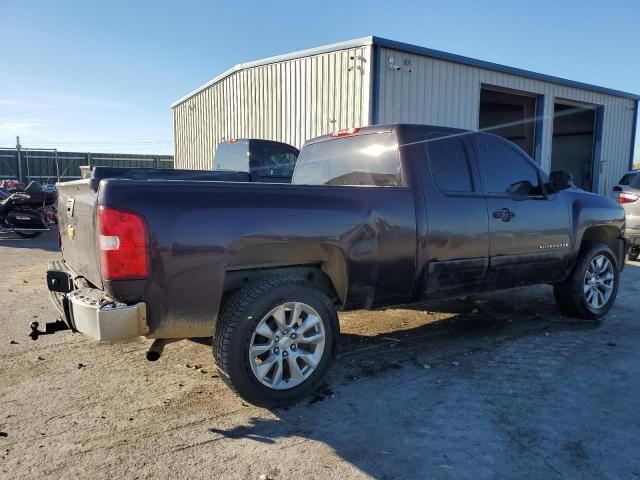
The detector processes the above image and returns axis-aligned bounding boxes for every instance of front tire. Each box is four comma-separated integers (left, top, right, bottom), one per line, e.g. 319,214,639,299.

553,244,620,320
214,274,339,407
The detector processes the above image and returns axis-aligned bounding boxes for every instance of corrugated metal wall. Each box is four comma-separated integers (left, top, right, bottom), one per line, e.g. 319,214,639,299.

375,47,636,194
0,149,174,183
173,46,372,170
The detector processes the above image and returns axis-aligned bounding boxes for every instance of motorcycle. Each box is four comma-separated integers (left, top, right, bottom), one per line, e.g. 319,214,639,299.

0,181,58,238
0,179,26,194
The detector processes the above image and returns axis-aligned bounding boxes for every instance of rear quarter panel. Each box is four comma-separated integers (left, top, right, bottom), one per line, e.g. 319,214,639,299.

98,180,417,338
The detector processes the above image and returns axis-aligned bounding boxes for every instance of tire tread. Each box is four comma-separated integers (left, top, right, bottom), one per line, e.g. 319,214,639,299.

553,243,619,320
213,274,337,406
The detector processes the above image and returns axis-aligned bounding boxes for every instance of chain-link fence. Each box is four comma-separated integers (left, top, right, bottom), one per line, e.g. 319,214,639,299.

0,148,174,184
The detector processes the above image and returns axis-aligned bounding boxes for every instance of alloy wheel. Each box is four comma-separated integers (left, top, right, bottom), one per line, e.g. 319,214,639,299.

248,302,326,390
583,255,614,310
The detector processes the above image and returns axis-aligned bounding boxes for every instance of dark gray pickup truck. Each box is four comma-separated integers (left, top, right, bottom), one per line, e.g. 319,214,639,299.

44,124,626,406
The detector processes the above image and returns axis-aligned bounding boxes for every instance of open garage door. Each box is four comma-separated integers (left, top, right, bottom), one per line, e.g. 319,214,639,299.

550,102,597,192
479,87,539,158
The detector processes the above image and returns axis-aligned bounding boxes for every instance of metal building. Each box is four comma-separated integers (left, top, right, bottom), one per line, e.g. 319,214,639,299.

171,36,638,194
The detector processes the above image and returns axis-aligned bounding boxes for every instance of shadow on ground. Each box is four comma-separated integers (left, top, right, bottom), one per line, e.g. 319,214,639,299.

0,230,59,252
206,282,638,479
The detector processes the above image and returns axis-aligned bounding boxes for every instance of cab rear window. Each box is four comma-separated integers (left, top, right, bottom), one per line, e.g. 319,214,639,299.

292,133,401,187
214,141,249,172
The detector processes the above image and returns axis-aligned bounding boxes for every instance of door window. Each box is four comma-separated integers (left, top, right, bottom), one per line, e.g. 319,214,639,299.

425,134,474,193
474,136,543,196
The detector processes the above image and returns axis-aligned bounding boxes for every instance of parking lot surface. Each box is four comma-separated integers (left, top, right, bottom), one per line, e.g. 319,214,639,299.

1,231,640,479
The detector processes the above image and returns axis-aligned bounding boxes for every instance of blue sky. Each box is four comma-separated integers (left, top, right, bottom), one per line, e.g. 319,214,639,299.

1,0,638,157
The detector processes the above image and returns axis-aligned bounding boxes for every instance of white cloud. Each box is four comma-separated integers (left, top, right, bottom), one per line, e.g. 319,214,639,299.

0,92,130,111
0,121,41,135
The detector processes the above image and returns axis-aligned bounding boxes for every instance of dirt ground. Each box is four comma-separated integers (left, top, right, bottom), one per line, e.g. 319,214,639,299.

1,230,640,479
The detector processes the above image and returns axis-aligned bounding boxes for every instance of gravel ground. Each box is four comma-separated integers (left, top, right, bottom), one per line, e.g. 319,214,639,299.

1,230,640,479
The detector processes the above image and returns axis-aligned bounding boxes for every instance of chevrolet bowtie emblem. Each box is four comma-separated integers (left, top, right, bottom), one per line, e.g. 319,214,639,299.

67,225,75,240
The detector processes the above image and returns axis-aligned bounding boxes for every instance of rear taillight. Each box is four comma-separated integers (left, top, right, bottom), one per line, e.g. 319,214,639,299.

97,205,149,280
331,127,360,137
618,192,639,204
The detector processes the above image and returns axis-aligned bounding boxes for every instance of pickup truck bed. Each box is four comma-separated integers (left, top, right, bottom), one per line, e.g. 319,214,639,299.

46,124,627,406
54,175,416,338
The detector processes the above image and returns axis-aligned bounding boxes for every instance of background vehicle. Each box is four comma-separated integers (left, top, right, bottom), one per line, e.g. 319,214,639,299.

45,124,626,406
77,138,299,187
0,179,26,193
0,181,57,238
612,170,640,260
213,138,299,183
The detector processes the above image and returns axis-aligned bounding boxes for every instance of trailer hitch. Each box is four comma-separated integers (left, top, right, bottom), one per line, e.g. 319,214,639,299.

29,320,69,340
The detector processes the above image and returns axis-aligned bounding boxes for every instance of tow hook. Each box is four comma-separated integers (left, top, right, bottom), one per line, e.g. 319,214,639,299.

29,320,69,340
146,338,180,361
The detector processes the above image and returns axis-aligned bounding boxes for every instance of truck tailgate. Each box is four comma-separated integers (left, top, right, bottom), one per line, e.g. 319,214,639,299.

56,179,103,288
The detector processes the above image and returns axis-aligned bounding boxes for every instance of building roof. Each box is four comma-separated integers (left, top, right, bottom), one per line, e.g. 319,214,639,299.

171,36,640,108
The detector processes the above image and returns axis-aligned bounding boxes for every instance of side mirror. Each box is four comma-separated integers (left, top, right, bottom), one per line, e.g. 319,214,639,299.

548,170,574,192
507,180,534,196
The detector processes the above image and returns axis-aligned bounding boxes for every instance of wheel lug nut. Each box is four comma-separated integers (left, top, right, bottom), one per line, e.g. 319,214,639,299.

275,336,279,342
291,344,297,351
283,329,288,335
291,333,297,339
273,347,279,354
282,351,288,358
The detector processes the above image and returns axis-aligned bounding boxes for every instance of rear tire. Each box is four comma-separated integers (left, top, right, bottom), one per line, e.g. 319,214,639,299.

214,274,339,407
553,244,620,320
629,247,639,262
15,231,42,239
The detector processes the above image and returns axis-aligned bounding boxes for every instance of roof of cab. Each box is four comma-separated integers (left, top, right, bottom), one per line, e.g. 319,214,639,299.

302,123,470,146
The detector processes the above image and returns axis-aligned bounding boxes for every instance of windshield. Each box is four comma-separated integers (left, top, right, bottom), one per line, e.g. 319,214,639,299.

292,133,402,187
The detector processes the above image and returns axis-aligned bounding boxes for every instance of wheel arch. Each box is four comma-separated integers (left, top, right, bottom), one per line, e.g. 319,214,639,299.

222,243,349,306
578,225,626,269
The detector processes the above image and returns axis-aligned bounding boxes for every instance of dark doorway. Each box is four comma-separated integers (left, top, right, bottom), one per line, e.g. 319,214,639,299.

550,102,596,192
479,87,538,158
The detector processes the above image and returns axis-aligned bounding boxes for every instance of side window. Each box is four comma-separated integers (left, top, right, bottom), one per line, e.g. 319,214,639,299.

425,134,473,193
619,173,638,186
474,136,542,196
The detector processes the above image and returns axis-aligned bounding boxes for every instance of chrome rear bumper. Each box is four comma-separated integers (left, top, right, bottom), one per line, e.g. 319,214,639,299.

67,288,148,341
47,261,149,342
